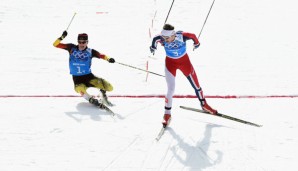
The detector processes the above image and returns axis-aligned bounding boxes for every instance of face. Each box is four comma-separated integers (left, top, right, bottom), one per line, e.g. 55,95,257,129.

78,40,88,50
162,34,175,43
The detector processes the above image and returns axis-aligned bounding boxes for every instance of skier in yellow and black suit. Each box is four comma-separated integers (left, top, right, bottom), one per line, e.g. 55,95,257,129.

53,31,115,107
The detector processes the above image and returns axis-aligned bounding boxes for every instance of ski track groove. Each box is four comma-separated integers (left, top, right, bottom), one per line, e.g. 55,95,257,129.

102,136,139,171
158,136,175,171
140,138,161,171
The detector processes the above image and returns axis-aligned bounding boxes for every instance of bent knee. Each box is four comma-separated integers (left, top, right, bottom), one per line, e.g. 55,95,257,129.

104,84,113,92
75,84,88,95
90,78,113,92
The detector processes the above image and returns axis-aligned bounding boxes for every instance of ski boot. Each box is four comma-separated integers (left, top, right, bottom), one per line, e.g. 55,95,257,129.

162,114,171,127
89,96,105,109
100,89,113,106
201,103,218,115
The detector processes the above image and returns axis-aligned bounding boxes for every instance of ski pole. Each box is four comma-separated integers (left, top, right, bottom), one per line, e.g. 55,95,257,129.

66,12,77,31
164,0,175,24
197,0,216,39
116,62,165,77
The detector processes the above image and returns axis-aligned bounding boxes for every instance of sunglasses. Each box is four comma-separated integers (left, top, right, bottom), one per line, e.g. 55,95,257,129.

78,41,87,44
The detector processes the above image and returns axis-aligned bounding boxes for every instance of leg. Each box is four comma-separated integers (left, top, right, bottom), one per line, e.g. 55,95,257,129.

74,83,90,100
185,69,205,105
178,55,205,104
89,77,113,106
165,67,176,115
164,56,180,115
162,60,177,126
99,89,113,106
186,71,217,114
89,77,113,92
74,83,104,108
180,56,217,114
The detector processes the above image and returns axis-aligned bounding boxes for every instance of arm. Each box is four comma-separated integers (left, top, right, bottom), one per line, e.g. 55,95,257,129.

151,35,163,49
182,32,200,49
92,49,115,63
150,35,163,54
53,31,67,47
53,39,72,50
53,31,74,51
182,32,199,44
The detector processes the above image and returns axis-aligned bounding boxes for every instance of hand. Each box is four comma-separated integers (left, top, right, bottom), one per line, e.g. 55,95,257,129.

193,43,200,50
108,58,115,63
150,46,156,54
60,30,68,40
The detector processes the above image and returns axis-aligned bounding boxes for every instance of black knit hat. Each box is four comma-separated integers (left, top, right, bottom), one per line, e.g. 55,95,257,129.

78,33,88,40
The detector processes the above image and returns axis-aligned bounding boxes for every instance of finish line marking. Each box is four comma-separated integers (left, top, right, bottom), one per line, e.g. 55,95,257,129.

0,95,298,98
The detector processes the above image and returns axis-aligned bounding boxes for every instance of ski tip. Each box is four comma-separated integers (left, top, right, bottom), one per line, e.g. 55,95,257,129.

248,123,262,127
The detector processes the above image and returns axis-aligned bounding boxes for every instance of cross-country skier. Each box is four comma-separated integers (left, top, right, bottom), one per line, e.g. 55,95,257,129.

150,24,218,127
53,31,115,107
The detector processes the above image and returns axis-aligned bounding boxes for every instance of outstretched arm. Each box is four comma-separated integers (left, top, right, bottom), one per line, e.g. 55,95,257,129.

92,49,115,63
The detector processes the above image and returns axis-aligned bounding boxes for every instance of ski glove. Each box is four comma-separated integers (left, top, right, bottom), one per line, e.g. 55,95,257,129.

59,30,68,40
150,46,156,54
108,58,115,63
193,43,200,50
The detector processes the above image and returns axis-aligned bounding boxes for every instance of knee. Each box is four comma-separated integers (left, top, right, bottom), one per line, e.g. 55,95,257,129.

167,87,175,96
90,78,113,92
105,84,113,92
99,78,113,91
74,84,87,95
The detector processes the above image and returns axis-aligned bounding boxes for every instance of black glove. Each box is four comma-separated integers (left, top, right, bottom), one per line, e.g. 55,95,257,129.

59,30,68,40
193,43,200,50
108,58,115,63
150,46,156,54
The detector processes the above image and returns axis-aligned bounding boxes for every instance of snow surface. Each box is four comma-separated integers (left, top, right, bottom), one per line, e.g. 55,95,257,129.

0,0,298,170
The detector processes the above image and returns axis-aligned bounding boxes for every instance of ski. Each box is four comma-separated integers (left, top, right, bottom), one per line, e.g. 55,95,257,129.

99,104,115,116
180,106,262,127
90,97,115,116
156,117,171,141
102,98,114,107
92,102,115,116
155,125,167,141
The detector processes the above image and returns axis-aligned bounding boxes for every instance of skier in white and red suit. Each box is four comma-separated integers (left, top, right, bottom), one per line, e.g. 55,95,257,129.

150,24,218,127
